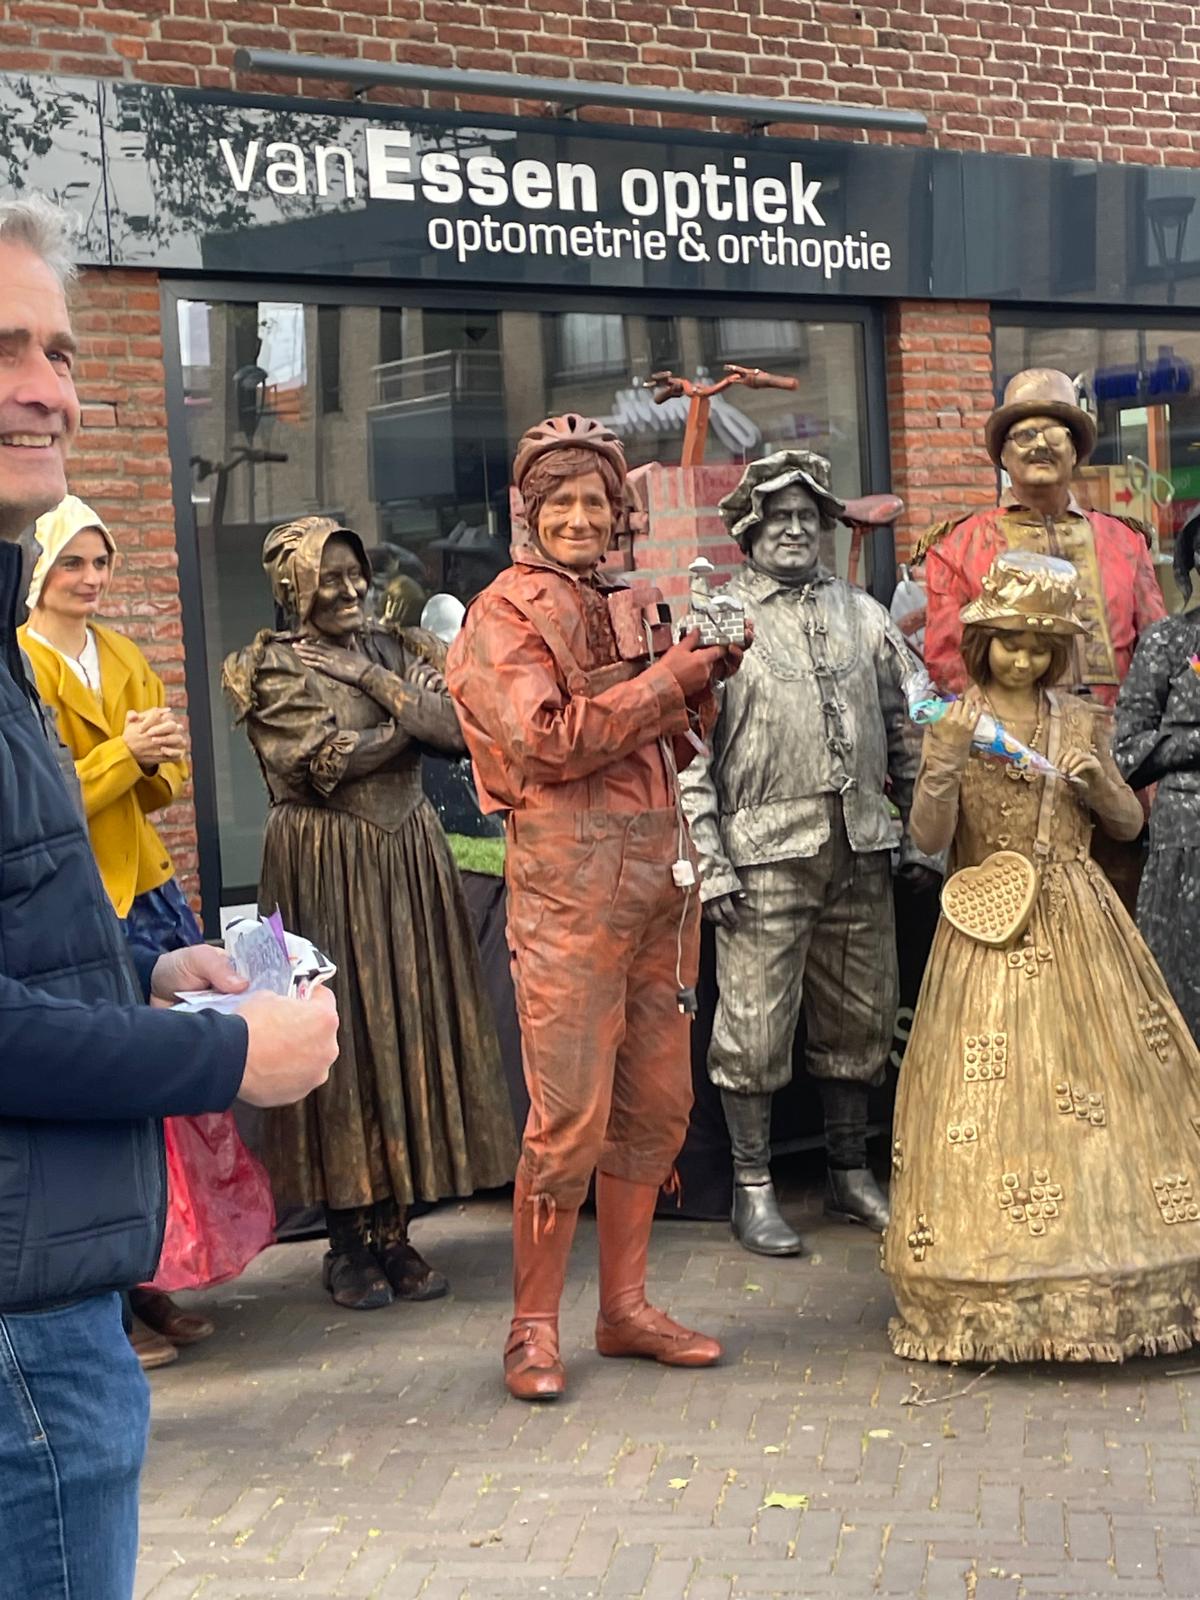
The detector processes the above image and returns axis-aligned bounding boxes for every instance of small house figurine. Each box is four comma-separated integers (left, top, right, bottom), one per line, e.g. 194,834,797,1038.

682,557,750,648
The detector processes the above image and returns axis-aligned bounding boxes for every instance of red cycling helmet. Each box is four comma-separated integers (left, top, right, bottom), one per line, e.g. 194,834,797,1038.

512,413,628,491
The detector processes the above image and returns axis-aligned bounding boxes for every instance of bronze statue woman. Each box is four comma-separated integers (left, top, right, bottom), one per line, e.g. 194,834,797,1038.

224,517,516,1310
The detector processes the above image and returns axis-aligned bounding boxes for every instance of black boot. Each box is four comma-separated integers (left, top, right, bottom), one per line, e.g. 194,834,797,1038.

721,1089,804,1257
323,1205,394,1310
372,1198,449,1301
825,1168,891,1231
819,1080,889,1231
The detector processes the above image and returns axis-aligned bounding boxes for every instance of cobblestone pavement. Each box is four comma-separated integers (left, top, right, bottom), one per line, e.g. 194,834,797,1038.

138,1179,1200,1600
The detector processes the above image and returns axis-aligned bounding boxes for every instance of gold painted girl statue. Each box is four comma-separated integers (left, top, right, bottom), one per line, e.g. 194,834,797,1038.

884,552,1200,1362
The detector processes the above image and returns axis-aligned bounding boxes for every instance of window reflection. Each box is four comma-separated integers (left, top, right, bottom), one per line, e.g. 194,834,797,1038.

995,321,1199,610
177,297,869,892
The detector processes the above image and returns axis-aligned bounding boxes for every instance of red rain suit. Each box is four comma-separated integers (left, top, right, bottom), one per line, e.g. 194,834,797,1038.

446,549,715,1216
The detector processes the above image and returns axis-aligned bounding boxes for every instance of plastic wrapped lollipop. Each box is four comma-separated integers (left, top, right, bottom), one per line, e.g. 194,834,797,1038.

908,691,1080,785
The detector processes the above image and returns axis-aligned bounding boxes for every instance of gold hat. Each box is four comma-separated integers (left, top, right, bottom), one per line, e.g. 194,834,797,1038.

959,552,1091,636
984,368,1097,467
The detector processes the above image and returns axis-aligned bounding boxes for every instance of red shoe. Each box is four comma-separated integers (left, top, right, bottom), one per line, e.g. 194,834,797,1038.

504,1175,579,1403
594,1171,722,1368
504,1318,566,1401
595,1302,722,1366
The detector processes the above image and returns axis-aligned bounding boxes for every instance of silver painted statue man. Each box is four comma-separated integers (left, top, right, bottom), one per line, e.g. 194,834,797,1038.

679,450,935,1255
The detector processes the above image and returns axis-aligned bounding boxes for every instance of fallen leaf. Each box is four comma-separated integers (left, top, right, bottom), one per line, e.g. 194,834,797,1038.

744,1283,763,1293
667,1477,690,1489
469,1531,503,1548
762,1445,782,1455
761,1492,809,1511
867,1429,893,1440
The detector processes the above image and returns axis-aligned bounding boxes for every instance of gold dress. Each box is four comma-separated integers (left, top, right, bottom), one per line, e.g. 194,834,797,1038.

884,689,1200,1363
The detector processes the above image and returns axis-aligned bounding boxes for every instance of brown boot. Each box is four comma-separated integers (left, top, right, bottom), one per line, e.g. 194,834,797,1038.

129,1317,178,1371
129,1286,215,1347
594,1171,722,1367
323,1205,394,1311
371,1198,449,1302
504,1175,579,1402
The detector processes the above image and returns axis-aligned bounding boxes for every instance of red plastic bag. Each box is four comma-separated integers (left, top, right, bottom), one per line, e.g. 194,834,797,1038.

150,1113,276,1293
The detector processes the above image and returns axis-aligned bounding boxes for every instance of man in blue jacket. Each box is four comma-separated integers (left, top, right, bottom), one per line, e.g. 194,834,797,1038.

0,194,341,1600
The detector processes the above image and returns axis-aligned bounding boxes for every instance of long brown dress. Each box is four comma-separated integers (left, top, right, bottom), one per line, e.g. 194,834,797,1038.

884,689,1200,1363
225,623,517,1212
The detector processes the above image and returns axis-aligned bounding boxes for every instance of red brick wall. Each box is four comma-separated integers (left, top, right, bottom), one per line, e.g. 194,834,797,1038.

69,267,199,899
630,464,746,605
2,0,1197,164
886,300,996,560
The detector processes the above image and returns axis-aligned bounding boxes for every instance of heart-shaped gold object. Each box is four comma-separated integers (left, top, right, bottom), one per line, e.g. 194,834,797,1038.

941,850,1039,948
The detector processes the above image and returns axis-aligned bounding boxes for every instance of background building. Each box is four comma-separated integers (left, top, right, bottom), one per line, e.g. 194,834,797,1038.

4,0,1199,921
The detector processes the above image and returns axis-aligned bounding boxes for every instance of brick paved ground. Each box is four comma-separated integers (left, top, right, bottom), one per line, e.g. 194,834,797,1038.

137,1173,1200,1600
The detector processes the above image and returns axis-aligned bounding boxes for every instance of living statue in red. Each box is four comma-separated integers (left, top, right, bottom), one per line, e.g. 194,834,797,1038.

920,367,1165,710
447,414,745,1401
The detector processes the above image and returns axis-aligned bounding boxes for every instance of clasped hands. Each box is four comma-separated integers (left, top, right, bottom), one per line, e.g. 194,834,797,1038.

123,706,186,770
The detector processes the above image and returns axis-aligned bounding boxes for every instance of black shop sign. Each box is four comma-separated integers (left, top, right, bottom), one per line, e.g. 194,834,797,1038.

5,70,1200,307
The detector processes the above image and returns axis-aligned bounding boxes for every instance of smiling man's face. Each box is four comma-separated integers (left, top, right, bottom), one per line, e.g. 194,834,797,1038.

0,239,80,540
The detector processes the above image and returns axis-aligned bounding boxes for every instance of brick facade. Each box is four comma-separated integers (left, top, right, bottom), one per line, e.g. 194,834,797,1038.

885,300,996,558
17,0,1186,904
69,266,199,897
4,0,1197,166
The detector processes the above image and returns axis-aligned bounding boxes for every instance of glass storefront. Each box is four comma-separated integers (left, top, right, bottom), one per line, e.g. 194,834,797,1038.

168,290,877,908
995,315,1200,613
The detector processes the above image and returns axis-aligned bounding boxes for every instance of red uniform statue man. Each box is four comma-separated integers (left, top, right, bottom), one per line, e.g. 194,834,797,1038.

922,367,1165,708
447,414,742,1401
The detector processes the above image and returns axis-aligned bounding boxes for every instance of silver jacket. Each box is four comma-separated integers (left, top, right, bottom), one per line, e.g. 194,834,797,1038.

679,564,931,902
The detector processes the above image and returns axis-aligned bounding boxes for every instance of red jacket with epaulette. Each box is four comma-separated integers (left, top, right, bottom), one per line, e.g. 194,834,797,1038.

920,493,1166,707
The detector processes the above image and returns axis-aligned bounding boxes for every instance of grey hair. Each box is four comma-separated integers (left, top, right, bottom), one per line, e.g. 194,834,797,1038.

0,194,77,289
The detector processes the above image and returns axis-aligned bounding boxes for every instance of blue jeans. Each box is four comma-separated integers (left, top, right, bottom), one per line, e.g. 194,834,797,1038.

0,1292,149,1599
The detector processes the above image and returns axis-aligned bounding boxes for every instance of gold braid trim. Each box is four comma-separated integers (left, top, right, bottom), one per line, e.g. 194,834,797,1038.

912,513,972,564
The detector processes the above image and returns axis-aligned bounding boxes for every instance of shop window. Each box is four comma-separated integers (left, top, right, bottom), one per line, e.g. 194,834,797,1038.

646,314,678,374
549,312,627,378
994,317,1200,610
317,305,341,415
708,318,810,364
170,296,872,908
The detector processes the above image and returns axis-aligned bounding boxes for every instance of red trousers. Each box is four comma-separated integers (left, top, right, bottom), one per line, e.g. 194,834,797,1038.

505,808,699,1212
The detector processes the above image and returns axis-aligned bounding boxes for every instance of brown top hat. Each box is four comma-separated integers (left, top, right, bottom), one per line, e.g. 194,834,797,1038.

959,551,1090,636
984,368,1098,467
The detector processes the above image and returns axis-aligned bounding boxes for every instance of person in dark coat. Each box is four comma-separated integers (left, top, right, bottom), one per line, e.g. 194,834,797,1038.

1113,516,1200,1043
0,194,338,1600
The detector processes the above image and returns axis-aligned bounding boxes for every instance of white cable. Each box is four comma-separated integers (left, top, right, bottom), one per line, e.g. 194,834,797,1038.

644,614,696,1004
